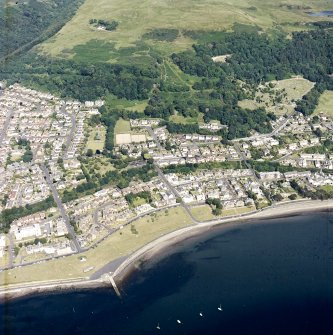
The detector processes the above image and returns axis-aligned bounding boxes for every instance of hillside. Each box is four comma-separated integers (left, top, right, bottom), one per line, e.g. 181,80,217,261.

0,0,332,142
0,0,83,60
40,0,332,63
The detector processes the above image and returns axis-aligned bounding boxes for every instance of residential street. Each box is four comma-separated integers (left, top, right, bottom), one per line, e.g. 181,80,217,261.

41,164,82,252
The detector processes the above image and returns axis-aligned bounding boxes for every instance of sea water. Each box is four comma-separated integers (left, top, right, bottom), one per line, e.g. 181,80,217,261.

1,212,332,335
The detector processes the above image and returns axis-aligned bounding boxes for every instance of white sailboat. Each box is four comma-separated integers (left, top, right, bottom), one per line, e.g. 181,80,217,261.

177,319,182,324
199,312,203,317
156,323,161,330
218,304,223,311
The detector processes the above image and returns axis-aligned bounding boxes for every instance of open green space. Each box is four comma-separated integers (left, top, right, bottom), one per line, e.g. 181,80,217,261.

320,185,333,193
314,91,333,117
105,96,148,113
238,77,315,115
0,207,192,285
40,0,330,60
86,125,106,152
84,156,116,175
191,204,256,221
114,118,131,135
169,112,204,125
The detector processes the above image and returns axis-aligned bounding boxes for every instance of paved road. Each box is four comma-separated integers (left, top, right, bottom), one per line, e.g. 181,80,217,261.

144,126,200,223
232,112,296,142
155,166,200,223
59,103,76,159
145,126,164,150
40,164,82,252
233,142,260,181
0,108,14,146
90,256,128,280
7,234,14,268
93,206,116,233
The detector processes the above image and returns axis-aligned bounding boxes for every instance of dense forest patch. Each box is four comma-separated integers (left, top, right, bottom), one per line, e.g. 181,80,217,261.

0,25,332,141
0,53,159,101
0,0,84,60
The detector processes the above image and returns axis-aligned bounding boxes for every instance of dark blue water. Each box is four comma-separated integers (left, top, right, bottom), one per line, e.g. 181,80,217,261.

1,212,333,335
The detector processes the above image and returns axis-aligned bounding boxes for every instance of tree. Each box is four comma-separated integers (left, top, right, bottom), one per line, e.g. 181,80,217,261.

22,149,33,162
288,194,297,200
272,193,283,202
212,207,222,216
86,149,94,157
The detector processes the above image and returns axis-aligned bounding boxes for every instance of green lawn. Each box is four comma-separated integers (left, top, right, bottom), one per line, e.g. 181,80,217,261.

114,118,131,134
314,91,333,118
238,77,315,115
40,0,330,61
191,204,256,221
85,156,116,174
132,197,147,207
86,125,106,151
320,185,333,193
106,95,148,112
169,112,204,125
0,207,192,286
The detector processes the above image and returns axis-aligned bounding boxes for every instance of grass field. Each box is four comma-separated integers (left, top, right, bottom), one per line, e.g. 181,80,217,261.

40,0,330,61
0,251,8,269
84,156,116,175
320,185,333,193
238,77,315,115
114,118,131,134
314,90,333,118
0,207,192,285
190,204,255,221
169,112,205,125
106,95,148,112
86,125,106,151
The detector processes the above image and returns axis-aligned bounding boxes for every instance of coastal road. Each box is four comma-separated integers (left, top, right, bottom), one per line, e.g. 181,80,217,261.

40,164,82,252
1,198,326,299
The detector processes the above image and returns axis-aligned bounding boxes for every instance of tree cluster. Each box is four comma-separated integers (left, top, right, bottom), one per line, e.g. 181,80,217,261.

89,19,119,31
125,191,152,206
0,196,55,233
290,180,333,200
0,0,83,60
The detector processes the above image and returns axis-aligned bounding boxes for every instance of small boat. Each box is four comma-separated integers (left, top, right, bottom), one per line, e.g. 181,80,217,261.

156,323,161,330
177,320,182,324
73,307,76,313
199,312,203,317
218,304,223,311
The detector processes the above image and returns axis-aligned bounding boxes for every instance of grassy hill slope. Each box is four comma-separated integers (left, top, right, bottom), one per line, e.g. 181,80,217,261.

40,0,332,62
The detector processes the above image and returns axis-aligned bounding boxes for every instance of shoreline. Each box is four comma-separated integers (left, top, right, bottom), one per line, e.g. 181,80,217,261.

112,199,333,285
1,199,333,302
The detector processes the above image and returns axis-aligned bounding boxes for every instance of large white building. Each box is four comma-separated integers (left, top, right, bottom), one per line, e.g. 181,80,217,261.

11,223,42,240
